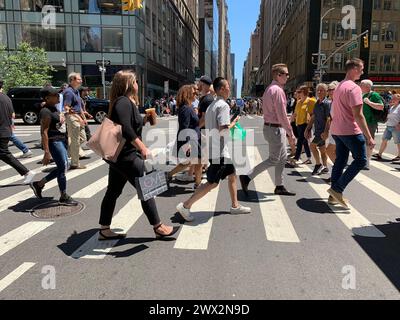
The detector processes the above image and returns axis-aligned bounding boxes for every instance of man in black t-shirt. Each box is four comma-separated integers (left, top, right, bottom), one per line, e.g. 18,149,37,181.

197,75,215,130
0,81,36,183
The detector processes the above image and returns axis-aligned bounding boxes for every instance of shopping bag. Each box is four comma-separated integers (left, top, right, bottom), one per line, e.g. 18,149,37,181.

230,122,247,141
135,161,169,201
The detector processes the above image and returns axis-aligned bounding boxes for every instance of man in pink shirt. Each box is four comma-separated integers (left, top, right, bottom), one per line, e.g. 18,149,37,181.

240,64,296,196
328,58,375,208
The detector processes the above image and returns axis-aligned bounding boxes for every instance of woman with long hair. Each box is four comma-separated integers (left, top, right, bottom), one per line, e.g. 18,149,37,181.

98,70,180,241
168,84,203,189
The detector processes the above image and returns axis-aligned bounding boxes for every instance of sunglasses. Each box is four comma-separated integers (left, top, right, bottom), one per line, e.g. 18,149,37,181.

279,73,290,77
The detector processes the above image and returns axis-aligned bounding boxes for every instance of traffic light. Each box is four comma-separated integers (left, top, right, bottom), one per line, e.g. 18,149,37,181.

363,35,369,48
122,0,143,11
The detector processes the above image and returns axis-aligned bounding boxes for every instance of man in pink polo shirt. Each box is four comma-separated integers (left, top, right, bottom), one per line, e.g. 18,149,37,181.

328,58,375,208
240,64,296,196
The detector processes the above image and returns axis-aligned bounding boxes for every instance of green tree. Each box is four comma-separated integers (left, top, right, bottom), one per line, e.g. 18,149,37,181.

0,42,55,92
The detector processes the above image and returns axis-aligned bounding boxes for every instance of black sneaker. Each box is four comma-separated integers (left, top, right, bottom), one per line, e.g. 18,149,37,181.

312,164,322,176
59,194,79,206
274,186,296,196
30,182,43,199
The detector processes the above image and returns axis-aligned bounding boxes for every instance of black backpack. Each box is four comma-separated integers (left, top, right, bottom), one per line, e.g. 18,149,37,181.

368,93,389,123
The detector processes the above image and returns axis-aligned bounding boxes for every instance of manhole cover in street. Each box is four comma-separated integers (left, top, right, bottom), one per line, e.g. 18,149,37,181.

30,201,85,220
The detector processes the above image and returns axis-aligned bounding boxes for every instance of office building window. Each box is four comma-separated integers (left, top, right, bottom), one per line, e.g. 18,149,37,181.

79,0,121,14
370,53,378,72
332,21,345,40
0,24,6,46
20,24,66,51
372,22,380,41
322,20,329,40
20,0,64,12
383,0,392,10
381,22,397,42
0,0,4,10
374,0,382,9
81,26,101,52
380,54,397,72
102,28,122,52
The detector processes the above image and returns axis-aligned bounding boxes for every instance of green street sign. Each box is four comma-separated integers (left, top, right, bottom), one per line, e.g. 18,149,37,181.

346,42,358,53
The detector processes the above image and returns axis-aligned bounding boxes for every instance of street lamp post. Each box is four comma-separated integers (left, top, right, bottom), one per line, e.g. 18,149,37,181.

317,8,336,83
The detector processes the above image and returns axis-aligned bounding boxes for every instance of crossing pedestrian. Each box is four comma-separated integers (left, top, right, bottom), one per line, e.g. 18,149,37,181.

64,72,88,170
293,85,315,164
373,94,400,162
0,80,36,184
322,81,339,165
168,84,203,189
239,64,296,197
79,86,94,142
99,70,180,240
305,83,331,175
176,77,251,222
328,58,375,209
30,87,78,206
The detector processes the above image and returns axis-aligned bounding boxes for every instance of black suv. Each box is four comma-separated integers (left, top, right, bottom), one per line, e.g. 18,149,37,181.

7,87,44,125
7,87,109,124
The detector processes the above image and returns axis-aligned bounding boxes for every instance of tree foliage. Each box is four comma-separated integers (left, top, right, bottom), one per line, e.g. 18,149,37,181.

0,42,55,92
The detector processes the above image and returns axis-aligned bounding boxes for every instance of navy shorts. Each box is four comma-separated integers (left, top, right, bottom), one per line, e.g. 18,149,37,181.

207,158,236,184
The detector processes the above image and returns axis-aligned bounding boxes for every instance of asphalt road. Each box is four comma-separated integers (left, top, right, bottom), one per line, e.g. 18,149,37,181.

0,116,400,300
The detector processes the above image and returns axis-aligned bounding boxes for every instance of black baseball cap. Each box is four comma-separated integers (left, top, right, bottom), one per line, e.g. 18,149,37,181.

40,87,59,99
199,75,212,86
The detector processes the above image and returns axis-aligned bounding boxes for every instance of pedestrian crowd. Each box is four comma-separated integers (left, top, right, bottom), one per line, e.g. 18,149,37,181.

1,57,400,242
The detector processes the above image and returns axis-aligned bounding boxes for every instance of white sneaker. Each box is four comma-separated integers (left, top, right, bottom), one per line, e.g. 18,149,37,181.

23,171,36,184
176,203,195,222
230,205,252,215
20,150,33,158
176,173,195,182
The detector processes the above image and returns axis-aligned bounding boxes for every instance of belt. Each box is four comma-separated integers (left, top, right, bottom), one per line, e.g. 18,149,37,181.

264,123,282,128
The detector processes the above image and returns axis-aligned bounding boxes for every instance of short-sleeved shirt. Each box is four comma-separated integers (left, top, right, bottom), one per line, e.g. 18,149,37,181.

0,93,14,138
63,86,82,113
39,105,67,141
362,91,384,125
295,97,316,126
198,94,215,129
330,80,363,136
176,104,200,153
313,98,331,135
387,104,400,127
205,97,231,160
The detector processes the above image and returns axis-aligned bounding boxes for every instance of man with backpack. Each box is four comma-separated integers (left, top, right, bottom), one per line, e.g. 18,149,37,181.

360,80,384,170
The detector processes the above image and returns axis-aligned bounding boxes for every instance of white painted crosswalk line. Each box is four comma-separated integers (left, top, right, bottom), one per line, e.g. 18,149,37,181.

0,263,36,293
71,197,142,259
294,166,385,238
0,155,43,172
174,186,219,250
247,116,254,120
0,159,105,214
251,147,300,243
72,175,108,199
0,222,54,257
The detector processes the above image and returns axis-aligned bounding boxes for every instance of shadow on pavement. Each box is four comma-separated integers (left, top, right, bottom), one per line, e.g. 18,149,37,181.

297,198,350,215
158,186,193,198
238,190,274,203
58,229,99,256
8,197,54,213
353,220,400,292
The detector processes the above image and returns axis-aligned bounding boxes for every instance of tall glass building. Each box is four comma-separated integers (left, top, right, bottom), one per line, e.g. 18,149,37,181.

0,0,199,99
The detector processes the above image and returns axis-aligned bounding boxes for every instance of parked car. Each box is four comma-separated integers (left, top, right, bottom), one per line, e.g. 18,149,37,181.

7,86,109,125
84,96,109,124
7,87,44,125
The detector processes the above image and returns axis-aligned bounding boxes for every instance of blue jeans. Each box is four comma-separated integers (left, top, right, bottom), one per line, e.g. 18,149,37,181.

44,140,68,194
331,134,367,193
10,133,29,153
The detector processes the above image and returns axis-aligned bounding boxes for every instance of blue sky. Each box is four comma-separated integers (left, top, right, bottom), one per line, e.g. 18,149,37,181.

227,0,261,97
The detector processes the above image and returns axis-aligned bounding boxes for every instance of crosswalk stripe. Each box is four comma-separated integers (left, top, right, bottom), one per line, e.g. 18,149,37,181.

247,116,254,120
251,147,300,243
0,263,36,293
174,186,219,250
71,197,142,259
10,134,32,137
294,166,385,238
0,155,43,172
0,159,105,214
0,222,54,257
72,175,108,199
0,150,95,186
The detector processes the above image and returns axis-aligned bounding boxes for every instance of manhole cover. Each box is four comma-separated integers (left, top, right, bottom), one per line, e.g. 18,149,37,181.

30,201,85,220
